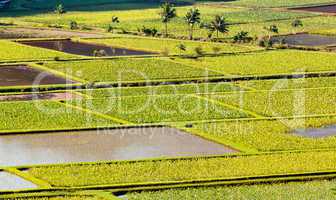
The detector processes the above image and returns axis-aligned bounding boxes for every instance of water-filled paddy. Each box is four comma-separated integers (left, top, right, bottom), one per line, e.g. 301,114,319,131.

295,125,336,138
291,4,336,13
271,33,336,47
0,92,81,102
0,65,75,87
19,40,155,57
0,127,236,166
0,172,36,190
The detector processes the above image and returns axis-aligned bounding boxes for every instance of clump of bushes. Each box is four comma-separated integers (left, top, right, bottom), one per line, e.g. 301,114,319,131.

233,31,253,43
138,26,158,37
69,21,78,30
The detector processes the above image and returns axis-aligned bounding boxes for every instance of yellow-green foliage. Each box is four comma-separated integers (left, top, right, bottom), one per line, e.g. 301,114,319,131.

83,37,259,55
0,101,115,131
237,77,336,90
204,87,336,117
176,50,336,76
0,41,76,61
68,94,250,123
28,151,336,187
128,180,336,200
190,116,336,151
43,58,222,83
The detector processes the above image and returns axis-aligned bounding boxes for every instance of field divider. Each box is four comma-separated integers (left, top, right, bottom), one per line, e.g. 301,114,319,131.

11,147,336,171
2,170,336,195
192,94,265,119
4,167,52,188
81,190,120,200
55,101,133,125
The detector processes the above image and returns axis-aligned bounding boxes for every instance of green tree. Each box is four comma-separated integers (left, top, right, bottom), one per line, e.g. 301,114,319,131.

159,2,177,37
292,19,303,28
55,3,65,15
107,16,120,32
210,15,229,39
264,24,279,39
177,43,186,55
185,8,201,40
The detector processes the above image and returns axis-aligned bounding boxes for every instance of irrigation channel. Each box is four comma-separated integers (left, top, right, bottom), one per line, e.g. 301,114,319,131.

18,39,156,57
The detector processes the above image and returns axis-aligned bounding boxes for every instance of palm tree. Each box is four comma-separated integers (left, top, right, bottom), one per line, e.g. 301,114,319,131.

55,3,65,15
210,15,229,39
185,8,201,40
159,2,177,37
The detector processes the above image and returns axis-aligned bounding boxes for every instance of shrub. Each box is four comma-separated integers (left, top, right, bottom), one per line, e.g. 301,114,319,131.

141,26,158,37
194,46,205,57
233,31,253,43
69,21,78,30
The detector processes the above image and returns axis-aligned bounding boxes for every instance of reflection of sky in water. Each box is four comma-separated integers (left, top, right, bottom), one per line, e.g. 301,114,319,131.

0,127,236,166
295,125,336,138
0,172,36,190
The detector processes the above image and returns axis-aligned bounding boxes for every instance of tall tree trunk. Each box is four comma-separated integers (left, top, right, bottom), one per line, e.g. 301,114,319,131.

165,23,168,37
189,25,193,40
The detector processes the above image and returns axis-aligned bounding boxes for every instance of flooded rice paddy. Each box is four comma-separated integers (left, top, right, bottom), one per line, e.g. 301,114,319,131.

0,172,36,190
18,40,155,57
271,33,336,47
291,4,336,13
295,125,336,138
0,65,75,87
0,127,236,166
0,92,81,102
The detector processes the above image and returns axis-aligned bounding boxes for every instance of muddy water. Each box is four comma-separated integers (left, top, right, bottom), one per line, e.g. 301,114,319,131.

271,33,336,47
19,40,155,57
295,125,336,138
291,4,336,13
0,127,236,166
0,92,81,102
0,65,75,87
0,172,36,190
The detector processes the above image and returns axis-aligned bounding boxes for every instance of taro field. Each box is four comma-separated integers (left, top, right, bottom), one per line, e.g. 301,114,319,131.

0,0,336,199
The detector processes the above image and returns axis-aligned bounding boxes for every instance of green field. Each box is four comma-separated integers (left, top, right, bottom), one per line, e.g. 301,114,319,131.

1,0,336,199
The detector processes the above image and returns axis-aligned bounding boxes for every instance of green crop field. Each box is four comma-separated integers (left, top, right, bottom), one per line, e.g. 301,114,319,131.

176,50,336,76
1,0,336,199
